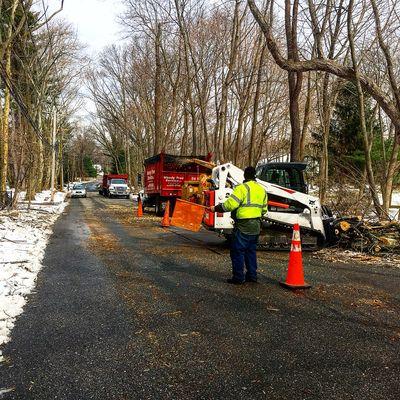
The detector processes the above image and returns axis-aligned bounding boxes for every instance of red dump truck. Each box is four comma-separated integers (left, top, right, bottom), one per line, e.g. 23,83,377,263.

99,173,130,198
143,153,211,214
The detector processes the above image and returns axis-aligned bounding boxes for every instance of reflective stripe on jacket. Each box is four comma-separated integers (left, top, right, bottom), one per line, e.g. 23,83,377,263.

222,180,268,219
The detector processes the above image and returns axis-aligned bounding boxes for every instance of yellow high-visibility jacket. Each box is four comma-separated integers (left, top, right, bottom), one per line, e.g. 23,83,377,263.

222,180,268,219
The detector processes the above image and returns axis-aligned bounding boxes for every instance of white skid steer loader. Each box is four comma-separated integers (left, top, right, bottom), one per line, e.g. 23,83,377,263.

202,163,335,250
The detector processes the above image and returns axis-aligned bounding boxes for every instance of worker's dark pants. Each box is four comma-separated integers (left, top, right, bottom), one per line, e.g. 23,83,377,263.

230,228,259,282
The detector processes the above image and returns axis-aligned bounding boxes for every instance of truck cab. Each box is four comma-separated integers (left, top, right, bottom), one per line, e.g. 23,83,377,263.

100,174,130,198
255,162,308,194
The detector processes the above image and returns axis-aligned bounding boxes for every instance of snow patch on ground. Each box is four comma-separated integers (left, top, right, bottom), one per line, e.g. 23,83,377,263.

16,189,66,204
390,191,400,220
0,191,68,361
310,186,400,220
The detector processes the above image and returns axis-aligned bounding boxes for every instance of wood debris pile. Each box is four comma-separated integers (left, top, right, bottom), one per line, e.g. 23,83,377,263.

313,248,400,267
333,217,400,254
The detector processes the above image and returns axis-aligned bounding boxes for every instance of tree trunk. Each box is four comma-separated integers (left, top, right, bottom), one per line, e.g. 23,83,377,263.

300,72,312,160
284,0,303,162
37,109,44,191
153,23,163,155
1,52,12,192
319,125,329,204
382,138,399,213
217,0,240,161
348,0,383,218
174,0,198,155
181,101,189,155
248,46,265,166
288,71,303,161
0,0,18,192
234,107,246,165
319,73,336,203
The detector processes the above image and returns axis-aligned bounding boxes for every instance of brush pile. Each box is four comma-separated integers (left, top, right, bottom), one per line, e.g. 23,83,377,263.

333,217,400,254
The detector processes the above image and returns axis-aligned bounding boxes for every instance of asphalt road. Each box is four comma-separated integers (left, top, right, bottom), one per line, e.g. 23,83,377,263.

1,194,399,399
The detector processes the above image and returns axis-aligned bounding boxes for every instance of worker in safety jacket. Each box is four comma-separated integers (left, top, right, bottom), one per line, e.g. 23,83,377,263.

210,166,268,284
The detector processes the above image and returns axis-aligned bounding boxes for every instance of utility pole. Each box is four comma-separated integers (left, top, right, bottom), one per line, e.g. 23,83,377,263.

59,128,64,191
50,106,57,202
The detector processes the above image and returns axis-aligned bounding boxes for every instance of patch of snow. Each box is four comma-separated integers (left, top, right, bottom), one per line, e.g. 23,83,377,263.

15,189,67,205
0,191,68,361
392,192,400,205
388,191,400,220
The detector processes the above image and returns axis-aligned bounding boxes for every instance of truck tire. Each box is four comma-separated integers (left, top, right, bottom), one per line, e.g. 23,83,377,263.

155,199,163,216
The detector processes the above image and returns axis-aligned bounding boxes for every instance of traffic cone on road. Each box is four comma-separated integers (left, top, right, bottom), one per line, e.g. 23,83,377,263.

137,197,143,218
280,224,311,289
161,201,170,228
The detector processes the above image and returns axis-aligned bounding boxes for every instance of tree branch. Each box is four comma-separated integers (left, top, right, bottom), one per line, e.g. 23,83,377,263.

247,0,400,141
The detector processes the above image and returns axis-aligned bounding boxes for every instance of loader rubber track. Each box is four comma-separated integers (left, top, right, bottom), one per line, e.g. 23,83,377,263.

257,217,326,252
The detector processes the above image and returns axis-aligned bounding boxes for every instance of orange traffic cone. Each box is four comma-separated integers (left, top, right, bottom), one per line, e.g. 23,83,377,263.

280,224,311,289
161,200,170,228
137,196,143,217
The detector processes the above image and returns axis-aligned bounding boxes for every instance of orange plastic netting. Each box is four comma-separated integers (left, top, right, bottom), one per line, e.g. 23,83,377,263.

171,199,206,232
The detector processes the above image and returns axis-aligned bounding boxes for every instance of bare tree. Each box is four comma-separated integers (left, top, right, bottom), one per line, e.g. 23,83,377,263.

248,0,400,215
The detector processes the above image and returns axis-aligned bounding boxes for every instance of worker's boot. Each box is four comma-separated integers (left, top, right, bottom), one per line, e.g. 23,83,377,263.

227,278,245,285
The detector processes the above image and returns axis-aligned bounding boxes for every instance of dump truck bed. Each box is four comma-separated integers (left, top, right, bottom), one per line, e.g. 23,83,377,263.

144,153,211,198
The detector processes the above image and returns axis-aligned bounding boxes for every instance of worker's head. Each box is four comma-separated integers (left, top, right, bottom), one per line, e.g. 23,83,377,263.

244,166,256,181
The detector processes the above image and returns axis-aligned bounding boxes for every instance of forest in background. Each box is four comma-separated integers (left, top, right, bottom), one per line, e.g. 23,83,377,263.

1,0,399,218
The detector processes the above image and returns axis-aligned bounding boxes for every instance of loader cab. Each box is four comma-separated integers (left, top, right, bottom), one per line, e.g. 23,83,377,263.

256,162,308,194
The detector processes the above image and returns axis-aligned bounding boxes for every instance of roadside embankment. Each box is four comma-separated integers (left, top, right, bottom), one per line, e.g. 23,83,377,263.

0,191,68,362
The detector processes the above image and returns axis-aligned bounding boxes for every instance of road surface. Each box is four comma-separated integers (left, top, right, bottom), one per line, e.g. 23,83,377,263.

1,193,399,399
